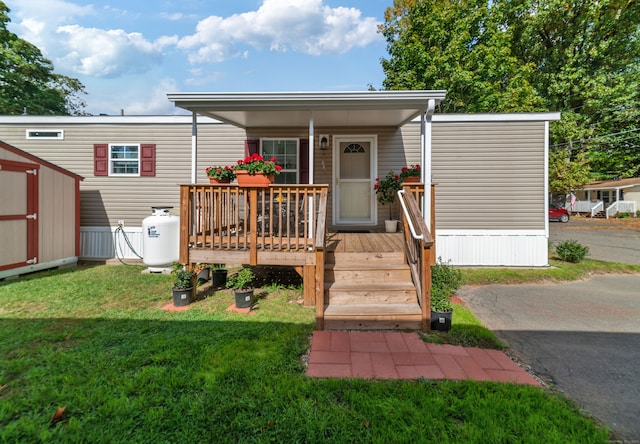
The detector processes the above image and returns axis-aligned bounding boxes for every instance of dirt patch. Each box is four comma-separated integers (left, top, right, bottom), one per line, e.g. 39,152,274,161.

566,215,640,230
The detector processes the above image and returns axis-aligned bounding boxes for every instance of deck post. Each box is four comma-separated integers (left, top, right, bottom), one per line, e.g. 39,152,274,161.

179,185,190,264
249,188,258,265
430,184,436,266
315,249,325,329
421,244,432,332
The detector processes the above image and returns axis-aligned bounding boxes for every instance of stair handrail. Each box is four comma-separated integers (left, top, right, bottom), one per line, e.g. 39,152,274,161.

314,188,328,330
591,200,603,217
398,188,434,332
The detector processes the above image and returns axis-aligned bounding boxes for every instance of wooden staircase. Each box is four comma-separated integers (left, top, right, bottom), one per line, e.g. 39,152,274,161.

323,250,422,330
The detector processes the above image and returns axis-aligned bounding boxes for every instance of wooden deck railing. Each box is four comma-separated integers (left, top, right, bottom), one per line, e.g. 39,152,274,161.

398,184,435,332
180,184,328,266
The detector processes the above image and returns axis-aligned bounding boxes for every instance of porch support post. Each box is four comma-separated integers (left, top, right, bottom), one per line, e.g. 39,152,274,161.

308,114,315,237
308,113,315,184
191,112,197,184
421,99,436,232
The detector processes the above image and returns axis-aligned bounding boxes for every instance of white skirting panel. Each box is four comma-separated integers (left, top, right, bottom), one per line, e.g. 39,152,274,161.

436,230,549,267
80,226,144,260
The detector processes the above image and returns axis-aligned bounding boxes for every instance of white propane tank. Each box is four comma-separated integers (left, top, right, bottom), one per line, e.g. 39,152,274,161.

142,206,179,272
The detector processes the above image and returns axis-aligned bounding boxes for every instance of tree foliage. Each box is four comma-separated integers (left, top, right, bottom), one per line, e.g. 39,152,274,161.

0,2,86,115
380,0,640,180
549,148,591,194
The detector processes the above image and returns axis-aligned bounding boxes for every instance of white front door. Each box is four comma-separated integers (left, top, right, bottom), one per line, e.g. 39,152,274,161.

333,136,376,225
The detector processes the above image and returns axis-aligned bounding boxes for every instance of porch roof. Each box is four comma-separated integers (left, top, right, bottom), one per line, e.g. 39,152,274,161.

166,90,447,129
582,177,640,191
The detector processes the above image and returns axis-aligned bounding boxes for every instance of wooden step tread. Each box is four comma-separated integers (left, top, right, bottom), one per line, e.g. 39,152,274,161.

324,303,422,317
325,263,409,271
325,281,415,291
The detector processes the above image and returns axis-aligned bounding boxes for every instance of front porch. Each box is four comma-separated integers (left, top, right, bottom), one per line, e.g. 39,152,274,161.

180,183,435,331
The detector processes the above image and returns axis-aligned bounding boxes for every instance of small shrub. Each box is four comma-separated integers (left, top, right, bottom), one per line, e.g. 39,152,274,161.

617,212,630,219
636,209,640,218
431,258,462,312
555,240,589,263
226,267,255,290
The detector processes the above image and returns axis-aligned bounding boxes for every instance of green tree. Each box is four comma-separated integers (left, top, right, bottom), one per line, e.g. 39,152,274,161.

380,0,545,113
549,148,591,194
503,0,640,179
0,2,86,115
380,0,640,179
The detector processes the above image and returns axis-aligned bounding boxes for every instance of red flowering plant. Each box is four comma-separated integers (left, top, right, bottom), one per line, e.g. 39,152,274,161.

374,170,402,220
206,165,236,181
400,164,421,181
234,153,283,176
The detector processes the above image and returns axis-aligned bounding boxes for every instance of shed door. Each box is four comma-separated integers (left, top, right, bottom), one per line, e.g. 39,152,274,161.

0,160,38,271
333,136,376,225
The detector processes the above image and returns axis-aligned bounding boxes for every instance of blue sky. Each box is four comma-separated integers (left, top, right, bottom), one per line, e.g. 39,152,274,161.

5,0,390,115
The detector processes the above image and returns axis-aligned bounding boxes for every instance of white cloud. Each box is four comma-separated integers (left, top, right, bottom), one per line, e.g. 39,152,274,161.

178,0,381,63
56,25,167,78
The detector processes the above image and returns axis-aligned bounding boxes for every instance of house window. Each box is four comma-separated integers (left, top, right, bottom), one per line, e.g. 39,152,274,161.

93,143,155,177
110,144,140,176
261,139,298,184
26,129,64,140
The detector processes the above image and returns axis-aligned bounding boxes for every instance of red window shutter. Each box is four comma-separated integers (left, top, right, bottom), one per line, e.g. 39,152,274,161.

94,144,108,176
245,139,259,157
299,139,309,184
140,144,156,176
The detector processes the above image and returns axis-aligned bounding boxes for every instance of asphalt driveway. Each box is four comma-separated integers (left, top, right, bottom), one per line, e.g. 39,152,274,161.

458,219,640,441
458,276,640,441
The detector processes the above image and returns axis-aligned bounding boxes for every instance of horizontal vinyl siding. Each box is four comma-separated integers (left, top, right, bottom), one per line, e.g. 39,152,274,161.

0,123,246,227
433,122,546,230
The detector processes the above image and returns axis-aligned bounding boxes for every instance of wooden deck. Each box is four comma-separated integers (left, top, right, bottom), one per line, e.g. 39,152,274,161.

325,232,404,253
180,183,434,331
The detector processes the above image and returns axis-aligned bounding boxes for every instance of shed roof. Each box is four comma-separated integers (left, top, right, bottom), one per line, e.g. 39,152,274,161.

166,90,448,128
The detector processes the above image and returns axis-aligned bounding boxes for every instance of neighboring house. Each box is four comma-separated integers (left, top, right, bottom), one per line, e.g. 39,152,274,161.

0,140,82,279
0,90,560,267
571,178,640,218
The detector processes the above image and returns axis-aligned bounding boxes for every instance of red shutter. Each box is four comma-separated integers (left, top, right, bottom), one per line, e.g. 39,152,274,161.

245,139,259,157
299,139,309,184
140,144,156,176
93,144,108,176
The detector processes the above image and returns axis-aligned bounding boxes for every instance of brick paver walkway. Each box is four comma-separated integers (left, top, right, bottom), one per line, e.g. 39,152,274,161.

307,331,539,386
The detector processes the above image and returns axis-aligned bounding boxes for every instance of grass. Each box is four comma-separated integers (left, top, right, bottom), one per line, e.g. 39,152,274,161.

460,258,640,286
0,263,613,443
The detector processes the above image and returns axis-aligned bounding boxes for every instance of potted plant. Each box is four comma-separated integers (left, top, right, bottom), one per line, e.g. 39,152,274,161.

226,267,255,308
171,263,195,307
374,170,402,232
193,263,210,285
233,153,283,187
206,165,235,183
211,263,228,287
430,257,462,332
400,164,421,183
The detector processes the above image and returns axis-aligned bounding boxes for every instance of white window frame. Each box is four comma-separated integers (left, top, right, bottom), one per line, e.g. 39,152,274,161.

260,138,299,184
26,129,64,140
109,143,141,177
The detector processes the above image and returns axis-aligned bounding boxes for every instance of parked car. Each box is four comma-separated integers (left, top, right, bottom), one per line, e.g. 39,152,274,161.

549,206,570,223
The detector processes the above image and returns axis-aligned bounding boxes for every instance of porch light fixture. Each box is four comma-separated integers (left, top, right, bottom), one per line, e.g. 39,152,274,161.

319,135,329,150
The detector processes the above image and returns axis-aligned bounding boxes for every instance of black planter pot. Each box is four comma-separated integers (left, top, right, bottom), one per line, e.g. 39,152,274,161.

196,267,210,283
430,310,452,332
172,287,193,307
234,288,254,308
212,269,228,287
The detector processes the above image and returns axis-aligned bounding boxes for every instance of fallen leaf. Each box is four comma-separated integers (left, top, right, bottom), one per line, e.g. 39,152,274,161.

364,421,370,429
51,406,66,424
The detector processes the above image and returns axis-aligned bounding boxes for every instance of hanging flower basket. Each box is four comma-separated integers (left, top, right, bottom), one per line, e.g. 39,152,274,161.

235,170,274,187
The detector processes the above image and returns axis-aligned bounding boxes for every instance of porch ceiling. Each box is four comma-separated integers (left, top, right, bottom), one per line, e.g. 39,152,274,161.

167,91,447,128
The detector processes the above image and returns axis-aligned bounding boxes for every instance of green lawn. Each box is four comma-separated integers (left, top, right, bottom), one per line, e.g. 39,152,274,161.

0,263,613,443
